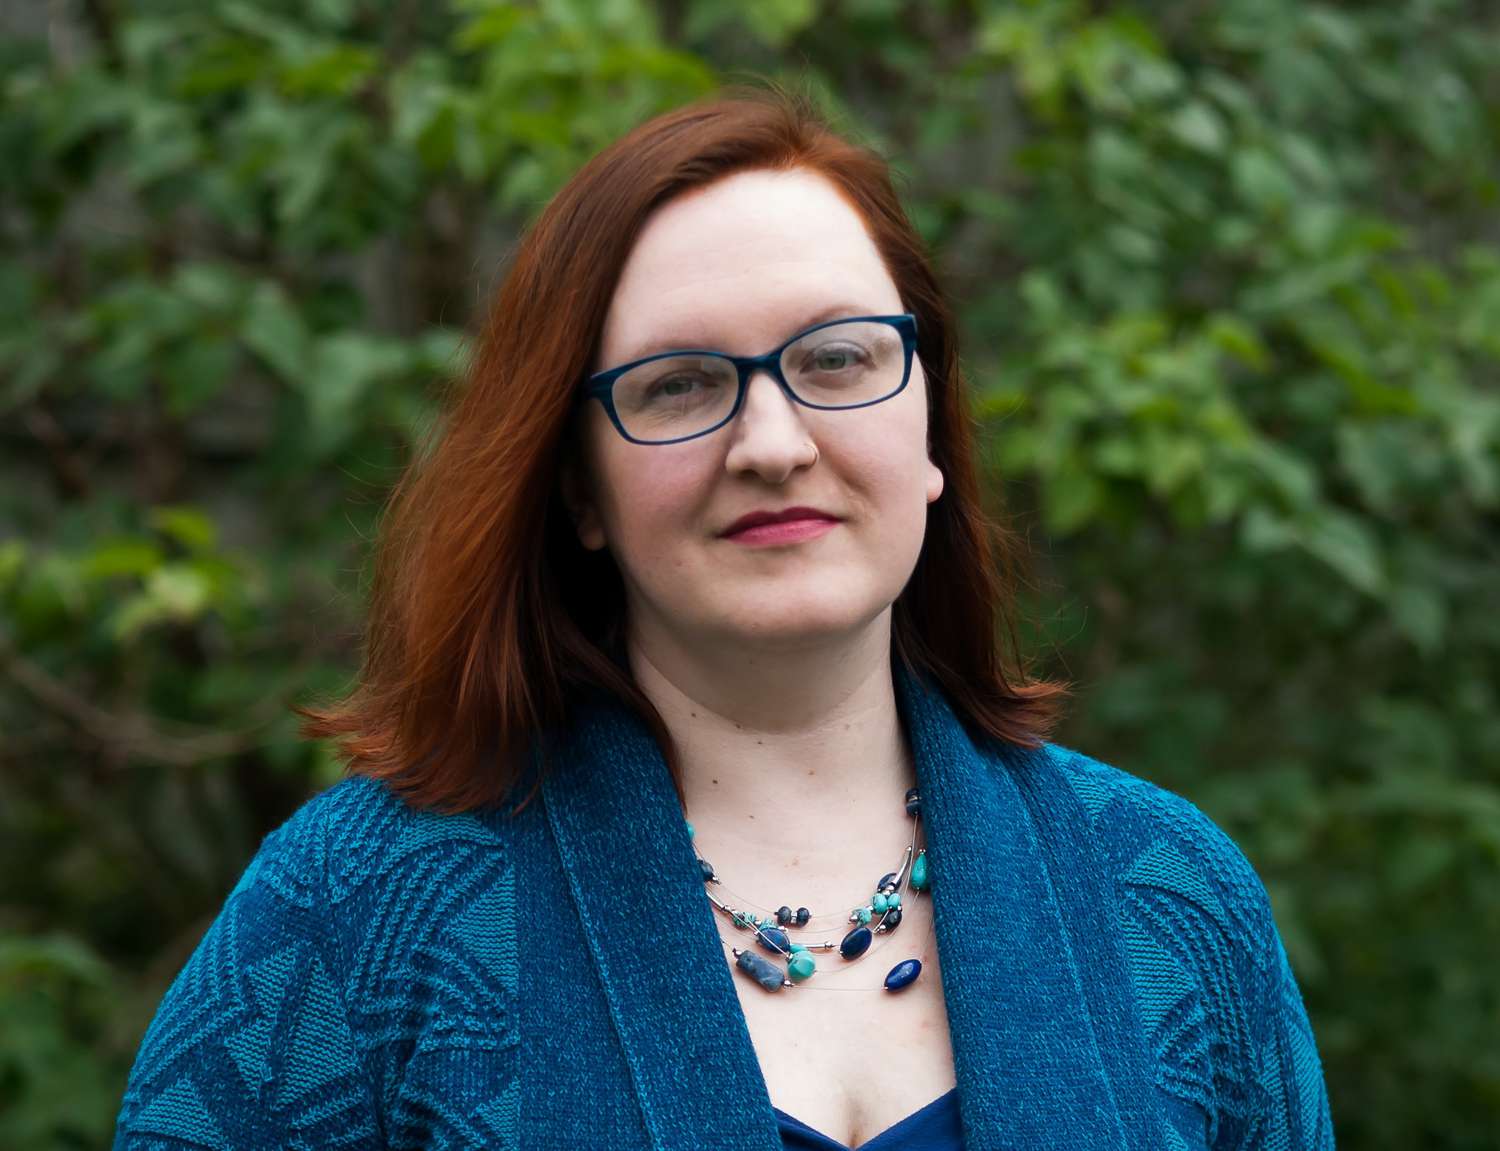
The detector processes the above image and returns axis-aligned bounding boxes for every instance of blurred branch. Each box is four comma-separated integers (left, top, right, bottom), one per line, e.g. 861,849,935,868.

22,402,91,498
77,0,122,71
0,639,272,767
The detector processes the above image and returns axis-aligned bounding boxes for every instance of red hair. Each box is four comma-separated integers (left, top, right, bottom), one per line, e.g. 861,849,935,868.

297,82,1069,816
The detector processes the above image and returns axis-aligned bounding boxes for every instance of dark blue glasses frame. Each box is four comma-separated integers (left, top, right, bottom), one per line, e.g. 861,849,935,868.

577,313,919,445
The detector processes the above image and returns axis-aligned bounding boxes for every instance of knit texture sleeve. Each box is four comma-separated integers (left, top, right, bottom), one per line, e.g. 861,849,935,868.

1049,746,1336,1151
1259,918,1336,1151
112,780,382,1150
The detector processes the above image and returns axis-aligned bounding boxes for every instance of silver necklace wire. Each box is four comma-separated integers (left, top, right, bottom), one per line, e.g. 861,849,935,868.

688,787,932,993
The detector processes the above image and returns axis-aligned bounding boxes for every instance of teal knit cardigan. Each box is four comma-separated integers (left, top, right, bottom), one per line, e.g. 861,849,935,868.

113,660,1336,1149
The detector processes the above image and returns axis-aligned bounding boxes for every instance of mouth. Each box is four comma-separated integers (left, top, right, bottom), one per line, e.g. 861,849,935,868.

721,517,841,547
720,506,841,537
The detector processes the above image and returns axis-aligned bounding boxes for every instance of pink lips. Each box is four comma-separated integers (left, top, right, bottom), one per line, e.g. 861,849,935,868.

723,517,839,546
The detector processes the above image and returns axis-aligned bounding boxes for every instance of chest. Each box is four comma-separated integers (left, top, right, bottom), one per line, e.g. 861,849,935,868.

732,911,957,1149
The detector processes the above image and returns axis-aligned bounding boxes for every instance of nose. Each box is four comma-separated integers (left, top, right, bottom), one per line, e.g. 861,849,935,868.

721,368,818,481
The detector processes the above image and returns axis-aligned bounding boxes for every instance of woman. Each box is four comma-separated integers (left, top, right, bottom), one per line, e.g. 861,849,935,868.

112,88,1335,1150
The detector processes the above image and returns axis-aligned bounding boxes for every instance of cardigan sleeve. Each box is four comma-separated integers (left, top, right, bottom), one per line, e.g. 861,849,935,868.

1052,743,1337,1150
1249,913,1336,1150
112,791,383,1150
1159,795,1336,1151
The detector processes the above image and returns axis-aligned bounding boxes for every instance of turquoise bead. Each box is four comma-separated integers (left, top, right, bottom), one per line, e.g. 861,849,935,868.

872,893,889,913
685,821,694,839
910,851,929,891
854,906,871,925
787,952,817,982
888,891,901,909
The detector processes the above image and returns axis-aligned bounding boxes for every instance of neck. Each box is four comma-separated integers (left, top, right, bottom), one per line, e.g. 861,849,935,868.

624,622,918,901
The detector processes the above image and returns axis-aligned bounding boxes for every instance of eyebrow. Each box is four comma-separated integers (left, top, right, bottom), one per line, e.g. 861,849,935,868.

619,303,884,364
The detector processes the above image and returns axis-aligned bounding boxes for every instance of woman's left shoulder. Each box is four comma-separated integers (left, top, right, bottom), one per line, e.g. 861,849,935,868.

1026,742,1338,1148
1030,740,1274,929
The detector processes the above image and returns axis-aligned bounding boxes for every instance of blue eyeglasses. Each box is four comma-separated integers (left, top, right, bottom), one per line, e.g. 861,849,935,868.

577,313,918,445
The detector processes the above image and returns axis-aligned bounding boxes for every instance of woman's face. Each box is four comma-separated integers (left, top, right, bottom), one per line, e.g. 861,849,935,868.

565,167,944,655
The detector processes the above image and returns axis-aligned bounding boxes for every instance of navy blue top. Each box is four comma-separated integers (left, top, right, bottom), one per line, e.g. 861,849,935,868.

775,1087,965,1150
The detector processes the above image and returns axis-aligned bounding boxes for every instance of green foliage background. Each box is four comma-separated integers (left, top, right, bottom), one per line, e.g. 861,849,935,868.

2,1,1497,1147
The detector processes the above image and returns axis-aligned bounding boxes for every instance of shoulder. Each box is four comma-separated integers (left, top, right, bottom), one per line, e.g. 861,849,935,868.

1032,742,1295,1143
220,774,519,998
243,774,512,909
1034,740,1276,947
115,777,519,1146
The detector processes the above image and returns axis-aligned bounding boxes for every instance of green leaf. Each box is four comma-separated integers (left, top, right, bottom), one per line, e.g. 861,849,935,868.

161,337,238,416
1240,504,1298,554
1043,465,1105,535
278,45,379,97
1205,315,1270,370
1231,148,1295,212
81,541,164,581
0,933,113,988
1166,100,1227,155
1300,508,1386,596
148,507,218,553
241,281,312,383
301,332,412,456
0,540,26,592
1389,583,1447,656
107,564,214,641
171,264,245,314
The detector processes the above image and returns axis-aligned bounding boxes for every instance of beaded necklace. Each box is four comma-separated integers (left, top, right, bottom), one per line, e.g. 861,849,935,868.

686,786,932,993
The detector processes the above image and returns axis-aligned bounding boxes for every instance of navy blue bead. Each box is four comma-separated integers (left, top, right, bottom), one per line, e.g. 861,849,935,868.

735,949,786,992
756,926,790,955
882,907,903,930
795,907,811,926
884,958,922,991
776,905,794,926
698,858,715,882
839,926,873,959
877,871,898,892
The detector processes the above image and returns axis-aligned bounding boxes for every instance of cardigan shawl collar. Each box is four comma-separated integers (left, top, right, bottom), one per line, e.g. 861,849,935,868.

537,659,1159,1150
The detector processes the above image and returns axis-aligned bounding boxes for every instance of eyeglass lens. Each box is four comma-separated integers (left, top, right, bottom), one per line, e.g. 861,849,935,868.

610,319,907,443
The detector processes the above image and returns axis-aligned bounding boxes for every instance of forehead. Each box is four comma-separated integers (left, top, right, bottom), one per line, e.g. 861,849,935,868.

599,168,903,366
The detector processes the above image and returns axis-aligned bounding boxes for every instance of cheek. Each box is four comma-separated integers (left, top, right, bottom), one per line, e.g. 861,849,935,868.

849,419,935,555
597,446,708,559
852,395,932,500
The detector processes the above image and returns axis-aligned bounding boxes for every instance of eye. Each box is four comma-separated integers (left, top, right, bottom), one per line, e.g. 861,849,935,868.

805,343,869,372
651,375,700,397
641,370,727,402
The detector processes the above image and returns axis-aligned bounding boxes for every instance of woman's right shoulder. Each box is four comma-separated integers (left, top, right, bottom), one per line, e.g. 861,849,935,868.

113,775,519,1149
244,774,513,911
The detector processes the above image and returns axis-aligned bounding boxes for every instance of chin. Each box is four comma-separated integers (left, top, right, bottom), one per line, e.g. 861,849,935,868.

713,598,889,647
